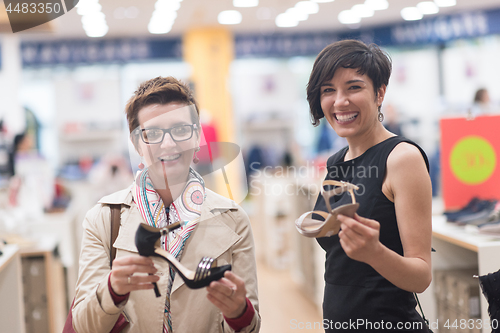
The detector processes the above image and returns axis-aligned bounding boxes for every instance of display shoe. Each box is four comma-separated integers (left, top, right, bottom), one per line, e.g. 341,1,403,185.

454,201,499,226
478,220,500,236
135,223,231,289
295,180,359,238
445,198,497,222
444,197,480,221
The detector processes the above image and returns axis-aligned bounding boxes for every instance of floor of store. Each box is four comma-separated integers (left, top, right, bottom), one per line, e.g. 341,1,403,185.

257,257,323,333
252,208,324,333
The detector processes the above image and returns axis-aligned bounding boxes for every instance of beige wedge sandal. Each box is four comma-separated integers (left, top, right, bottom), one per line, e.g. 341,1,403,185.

295,180,360,238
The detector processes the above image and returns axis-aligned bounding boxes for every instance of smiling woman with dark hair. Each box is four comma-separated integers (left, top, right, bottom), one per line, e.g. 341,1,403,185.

298,40,433,332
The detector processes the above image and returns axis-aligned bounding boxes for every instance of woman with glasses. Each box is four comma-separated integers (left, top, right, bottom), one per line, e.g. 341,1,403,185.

71,76,260,333
303,40,432,332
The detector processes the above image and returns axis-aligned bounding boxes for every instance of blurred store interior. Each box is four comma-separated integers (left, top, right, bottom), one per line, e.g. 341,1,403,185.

1,0,500,332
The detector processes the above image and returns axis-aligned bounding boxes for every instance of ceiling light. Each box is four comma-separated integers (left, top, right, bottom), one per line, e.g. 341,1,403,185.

76,0,108,38
434,0,456,7
364,0,388,11
156,0,182,4
233,0,259,7
401,7,423,21
149,15,175,26
351,4,374,18
75,0,99,9
152,10,177,22
82,20,108,34
286,8,308,21
155,0,180,12
77,2,102,16
218,10,242,25
82,23,108,33
81,12,105,26
338,10,361,24
417,1,439,14
148,21,173,34
295,1,319,14
311,0,334,2
275,13,298,27
149,0,181,34
85,26,108,38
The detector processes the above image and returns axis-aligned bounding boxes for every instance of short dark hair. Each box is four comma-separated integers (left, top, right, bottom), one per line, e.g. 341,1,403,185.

125,76,200,134
474,88,488,103
306,39,392,126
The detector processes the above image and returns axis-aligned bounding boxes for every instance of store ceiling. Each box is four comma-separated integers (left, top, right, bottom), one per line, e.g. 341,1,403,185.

11,0,500,40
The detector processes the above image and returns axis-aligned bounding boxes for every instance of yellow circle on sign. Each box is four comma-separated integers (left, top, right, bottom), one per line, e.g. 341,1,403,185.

450,136,496,185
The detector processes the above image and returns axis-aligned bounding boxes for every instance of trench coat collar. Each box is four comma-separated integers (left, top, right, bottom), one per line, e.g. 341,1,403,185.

98,183,238,212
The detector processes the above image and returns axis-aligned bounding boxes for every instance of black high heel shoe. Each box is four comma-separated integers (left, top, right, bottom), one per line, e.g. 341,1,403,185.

135,223,231,290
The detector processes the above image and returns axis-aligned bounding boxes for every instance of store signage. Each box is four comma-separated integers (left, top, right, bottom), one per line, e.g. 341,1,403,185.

21,38,182,67
440,116,500,210
235,32,338,58
235,8,500,57
20,7,500,66
389,11,493,45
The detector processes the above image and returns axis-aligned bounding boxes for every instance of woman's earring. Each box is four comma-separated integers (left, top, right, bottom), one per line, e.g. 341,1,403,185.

138,157,145,169
377,106,384,122
193,147,201,164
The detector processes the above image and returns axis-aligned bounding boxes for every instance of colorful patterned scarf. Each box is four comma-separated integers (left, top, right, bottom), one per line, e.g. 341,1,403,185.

133,167,205,333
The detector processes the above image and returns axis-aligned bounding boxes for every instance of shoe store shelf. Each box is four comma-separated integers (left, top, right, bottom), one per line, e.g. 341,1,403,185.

420,213,500,333
0,245,26,333
432,215,500,252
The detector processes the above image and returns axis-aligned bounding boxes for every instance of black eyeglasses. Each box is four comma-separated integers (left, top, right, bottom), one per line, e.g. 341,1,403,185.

137,124,197,144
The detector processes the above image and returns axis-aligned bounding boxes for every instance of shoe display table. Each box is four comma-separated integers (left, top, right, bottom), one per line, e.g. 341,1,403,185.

0,244,26,333
432,215,500,253
423,215,500,333
19,237,67,333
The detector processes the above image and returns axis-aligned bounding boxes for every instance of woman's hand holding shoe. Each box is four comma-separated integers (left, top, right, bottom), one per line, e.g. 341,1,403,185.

110,255,160,295
206,271,248,319
338,213,383,265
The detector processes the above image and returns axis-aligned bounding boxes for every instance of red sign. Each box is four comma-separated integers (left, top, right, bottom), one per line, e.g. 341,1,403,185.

440,115,500,210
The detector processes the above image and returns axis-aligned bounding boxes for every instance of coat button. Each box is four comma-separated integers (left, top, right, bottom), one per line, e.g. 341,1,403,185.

158,271,164,276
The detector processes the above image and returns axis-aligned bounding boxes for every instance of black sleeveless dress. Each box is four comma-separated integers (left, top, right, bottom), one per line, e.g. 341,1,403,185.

314,136,430,332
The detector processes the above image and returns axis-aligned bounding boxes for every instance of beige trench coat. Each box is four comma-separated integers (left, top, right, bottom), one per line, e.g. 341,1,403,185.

72,185,260,333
